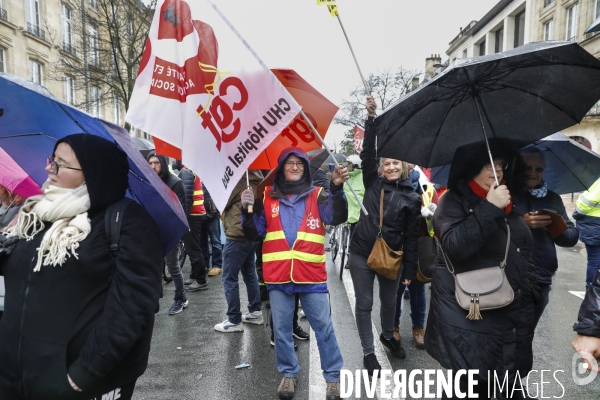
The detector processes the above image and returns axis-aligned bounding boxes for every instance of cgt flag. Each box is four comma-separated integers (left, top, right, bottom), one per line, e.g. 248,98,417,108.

316,0,338,16
126,0,301,212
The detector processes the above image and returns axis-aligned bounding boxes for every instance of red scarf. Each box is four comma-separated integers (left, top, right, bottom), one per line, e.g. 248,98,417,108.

467,180,512,214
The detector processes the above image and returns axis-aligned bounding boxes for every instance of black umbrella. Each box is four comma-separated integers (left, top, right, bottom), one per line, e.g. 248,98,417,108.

376,41,600,185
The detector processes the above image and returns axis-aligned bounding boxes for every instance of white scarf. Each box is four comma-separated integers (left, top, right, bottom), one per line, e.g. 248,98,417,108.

9,184,91,272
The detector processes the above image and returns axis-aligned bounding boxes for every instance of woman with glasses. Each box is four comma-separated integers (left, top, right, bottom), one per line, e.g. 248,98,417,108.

0,134,162,400
514,147,579,328
426,140,540,399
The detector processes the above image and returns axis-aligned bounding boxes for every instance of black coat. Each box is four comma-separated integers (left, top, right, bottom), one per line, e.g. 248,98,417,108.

349,117,421,280
426,182,537,382
514,190,579,285
0,203,162,399
178,167,196,217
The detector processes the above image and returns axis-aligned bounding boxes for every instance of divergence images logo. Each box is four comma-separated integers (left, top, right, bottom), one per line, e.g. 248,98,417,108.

572,351,598,386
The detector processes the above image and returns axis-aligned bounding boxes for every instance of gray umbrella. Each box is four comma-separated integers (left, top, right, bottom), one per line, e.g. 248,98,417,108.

430,133,600,195
376,41,600,185
585,15,600,34
130,136,155,158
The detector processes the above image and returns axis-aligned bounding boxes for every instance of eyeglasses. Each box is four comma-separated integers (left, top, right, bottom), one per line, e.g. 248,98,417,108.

284,161,304,169
46,156,82,175
525,165,545,174
484,160,508,171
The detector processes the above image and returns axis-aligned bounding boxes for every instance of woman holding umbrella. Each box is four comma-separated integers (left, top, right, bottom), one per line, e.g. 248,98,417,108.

347,97,421,375
0,134,163,400
426,140,539,399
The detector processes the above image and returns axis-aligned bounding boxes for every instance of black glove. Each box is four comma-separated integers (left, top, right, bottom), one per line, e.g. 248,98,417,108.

0,236,18,258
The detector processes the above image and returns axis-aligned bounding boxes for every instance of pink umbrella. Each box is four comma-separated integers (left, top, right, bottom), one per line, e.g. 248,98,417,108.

0,147,43,198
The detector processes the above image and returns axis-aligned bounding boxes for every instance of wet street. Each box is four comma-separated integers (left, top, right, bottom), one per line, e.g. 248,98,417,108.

134,221,600,399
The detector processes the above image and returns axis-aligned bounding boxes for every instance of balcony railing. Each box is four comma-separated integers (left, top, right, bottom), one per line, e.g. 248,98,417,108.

62,42,76,56
27,23,45,40
0,7,7,22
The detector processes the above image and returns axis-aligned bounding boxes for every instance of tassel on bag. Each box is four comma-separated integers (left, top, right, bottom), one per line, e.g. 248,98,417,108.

466,294,483,320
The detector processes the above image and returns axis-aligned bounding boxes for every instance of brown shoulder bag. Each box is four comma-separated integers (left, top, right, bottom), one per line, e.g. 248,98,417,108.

367,189,404,280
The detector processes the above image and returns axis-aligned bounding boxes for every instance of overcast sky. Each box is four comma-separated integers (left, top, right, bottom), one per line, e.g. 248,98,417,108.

144,0,500,148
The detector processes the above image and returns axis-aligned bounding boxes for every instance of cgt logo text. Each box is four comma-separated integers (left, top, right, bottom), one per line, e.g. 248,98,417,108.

340,368,569,399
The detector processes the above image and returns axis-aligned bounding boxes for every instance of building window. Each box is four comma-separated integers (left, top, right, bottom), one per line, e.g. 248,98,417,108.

495,27,504,53
596,0,600,20
91,86,100,117
544,20,554,41
89,0,97,9
64,76,74,105
514,10,526,48
61,4,74,55
29,60,42,84
0,48,4,73
479,41,486,56
462,49,467,58
26,0,40,27
544,0,554,6
89,24,99,66
566,4,579,41
114,98,122,125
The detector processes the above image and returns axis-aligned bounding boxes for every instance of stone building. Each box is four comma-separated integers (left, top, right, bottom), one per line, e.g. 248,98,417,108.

446,0,528,61
0,0,149,136
527,0,600,152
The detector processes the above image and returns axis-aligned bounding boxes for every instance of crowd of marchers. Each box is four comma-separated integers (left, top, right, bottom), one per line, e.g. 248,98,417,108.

0,97,600,400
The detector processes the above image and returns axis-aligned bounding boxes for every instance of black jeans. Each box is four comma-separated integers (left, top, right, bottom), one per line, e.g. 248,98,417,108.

184,215,207,284
533,283,551,328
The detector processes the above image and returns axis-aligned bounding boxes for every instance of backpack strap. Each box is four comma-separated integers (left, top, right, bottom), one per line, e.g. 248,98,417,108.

105,198,136,257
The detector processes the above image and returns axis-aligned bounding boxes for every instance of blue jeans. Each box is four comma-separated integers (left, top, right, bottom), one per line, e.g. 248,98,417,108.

222,240,261,324
270,290,343,382
394,279,426,328
200,216,223,270
586,244,600,288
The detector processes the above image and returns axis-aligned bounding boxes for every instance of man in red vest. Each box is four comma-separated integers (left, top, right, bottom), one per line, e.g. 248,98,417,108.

241,147,348,400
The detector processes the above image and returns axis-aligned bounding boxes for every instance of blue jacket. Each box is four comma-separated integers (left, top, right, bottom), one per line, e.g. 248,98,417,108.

514,191,579,285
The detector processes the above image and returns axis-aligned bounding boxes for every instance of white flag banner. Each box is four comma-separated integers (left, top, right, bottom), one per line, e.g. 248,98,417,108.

126,0,301,211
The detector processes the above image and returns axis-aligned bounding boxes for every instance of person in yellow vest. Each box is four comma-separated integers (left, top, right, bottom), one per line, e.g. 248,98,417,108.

177,163,209,292
572,177,600,372
241,147,348,400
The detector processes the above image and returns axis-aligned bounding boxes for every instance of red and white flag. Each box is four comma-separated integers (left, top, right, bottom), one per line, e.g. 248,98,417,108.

126,0,301,211
353,125,364,153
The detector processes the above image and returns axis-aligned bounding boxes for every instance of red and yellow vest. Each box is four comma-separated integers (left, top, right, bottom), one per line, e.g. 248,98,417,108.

262,186,327,284
190,173,207,216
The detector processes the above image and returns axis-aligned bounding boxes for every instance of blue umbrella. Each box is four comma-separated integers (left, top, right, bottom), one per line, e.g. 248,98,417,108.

0,72,188,255
430,133,600,195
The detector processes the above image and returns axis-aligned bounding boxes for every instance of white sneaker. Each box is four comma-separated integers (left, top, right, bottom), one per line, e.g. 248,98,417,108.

214,319,244,332
241,311,264,325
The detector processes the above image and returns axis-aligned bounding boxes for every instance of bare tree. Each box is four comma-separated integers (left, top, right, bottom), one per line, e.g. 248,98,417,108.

335,67,420,128
44,0,156,129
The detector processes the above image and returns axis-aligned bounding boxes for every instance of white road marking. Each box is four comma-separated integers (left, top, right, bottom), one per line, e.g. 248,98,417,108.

569,291,586,300
309,254,399,399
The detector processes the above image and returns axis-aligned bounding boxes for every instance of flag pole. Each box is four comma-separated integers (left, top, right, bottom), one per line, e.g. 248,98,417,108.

299,110,368,216
246,171,253,214
334,13,370,96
